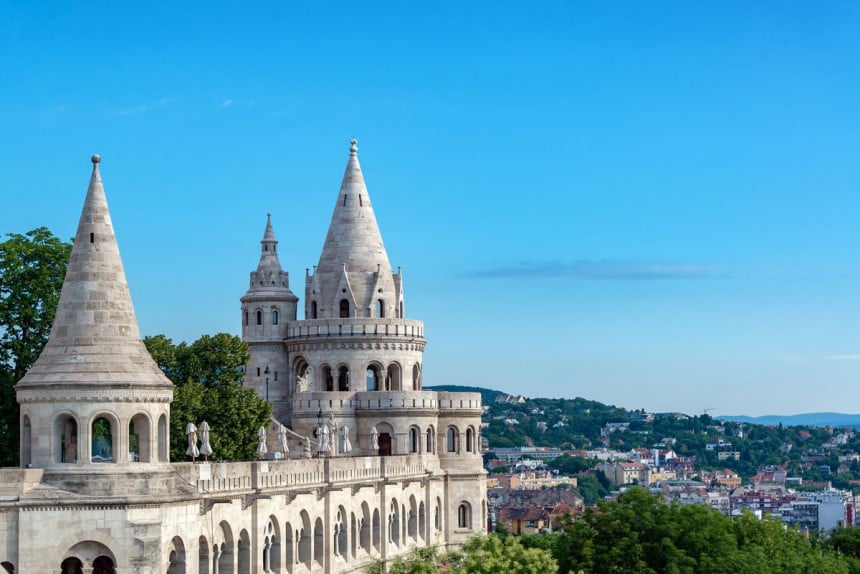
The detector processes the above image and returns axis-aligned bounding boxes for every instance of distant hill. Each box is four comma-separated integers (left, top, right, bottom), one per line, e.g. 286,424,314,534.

425,385,504,404
718,412,860,429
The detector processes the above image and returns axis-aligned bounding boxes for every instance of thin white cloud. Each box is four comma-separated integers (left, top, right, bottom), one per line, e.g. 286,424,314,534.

115,97,171,116
220,99,234,108
825,354,860,361
468,260,729,280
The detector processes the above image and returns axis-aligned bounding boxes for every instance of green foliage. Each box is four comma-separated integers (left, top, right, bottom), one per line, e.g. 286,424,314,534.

553,487,852,574
0,227,72,465
365,535,556,574
548,455,597,475
144,333,271,461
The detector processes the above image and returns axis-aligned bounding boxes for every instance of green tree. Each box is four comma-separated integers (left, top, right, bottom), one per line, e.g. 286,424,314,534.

0,227,72,466
143,333,271,461
365,535,556,574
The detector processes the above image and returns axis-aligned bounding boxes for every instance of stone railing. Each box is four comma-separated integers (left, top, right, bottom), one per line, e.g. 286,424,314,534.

285,318,424,340
435,392,483,413
292,391,441,415
173,454,435,495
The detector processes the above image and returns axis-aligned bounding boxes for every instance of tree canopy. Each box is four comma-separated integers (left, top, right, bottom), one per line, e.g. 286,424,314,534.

143,333,271,461
365,535,557,574
552,487,853,574
0,227,72,466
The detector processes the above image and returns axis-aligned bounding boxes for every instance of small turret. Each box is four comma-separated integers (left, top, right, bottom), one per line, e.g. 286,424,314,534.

240,214,297,417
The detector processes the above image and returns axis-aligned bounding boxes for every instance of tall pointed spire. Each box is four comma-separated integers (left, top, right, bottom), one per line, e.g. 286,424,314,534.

17,155,172,390
316,139,392,275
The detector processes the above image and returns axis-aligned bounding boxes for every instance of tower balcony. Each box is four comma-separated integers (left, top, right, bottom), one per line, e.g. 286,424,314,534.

285,318,425,341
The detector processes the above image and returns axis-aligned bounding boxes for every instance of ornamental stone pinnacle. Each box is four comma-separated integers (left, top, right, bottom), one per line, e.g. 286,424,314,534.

16,155,172,392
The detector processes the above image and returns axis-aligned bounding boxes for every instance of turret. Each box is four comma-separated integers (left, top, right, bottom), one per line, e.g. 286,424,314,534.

16,155,173,471
241,214,297,417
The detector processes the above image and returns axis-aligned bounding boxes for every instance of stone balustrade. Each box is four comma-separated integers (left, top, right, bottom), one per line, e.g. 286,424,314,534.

284,318,425,340
172,453,436,495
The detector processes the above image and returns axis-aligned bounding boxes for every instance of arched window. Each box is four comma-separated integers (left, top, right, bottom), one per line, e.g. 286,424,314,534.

412,364,421,390
129,414,151,462
458,503,472,529
56,414,78,463
21,415,31,467
339,299,350,318
466,427,475,453
256,310,262,325
366,367,379,391
244,311,248,326
158,414,168,462
92,416,114,462
272,310,279,325
426,426,434,454
408,427,419,453
375,299,385,318
311,301,318,319
446,427,458,453
337,366,350,391
399,301,404,318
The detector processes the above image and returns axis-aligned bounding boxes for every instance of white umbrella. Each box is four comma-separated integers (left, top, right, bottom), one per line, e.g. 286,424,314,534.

277,423,289,455
341,425,353,453
186,423,199,460
199,421,213,460
257,426,268,458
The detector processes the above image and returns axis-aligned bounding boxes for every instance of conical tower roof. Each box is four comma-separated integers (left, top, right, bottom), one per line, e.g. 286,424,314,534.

242,213,297,300
17,155,172,390
316,139,393,275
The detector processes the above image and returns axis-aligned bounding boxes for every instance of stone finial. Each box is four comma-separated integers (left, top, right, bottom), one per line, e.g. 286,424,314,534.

349,138,358,155
91,154,101,164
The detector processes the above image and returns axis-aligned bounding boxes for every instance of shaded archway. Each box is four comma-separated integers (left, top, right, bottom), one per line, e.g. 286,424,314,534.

55,413,78,463
298,512,311,568
198,536,210,574
129,413,151,462
158,413,168,462
167,536,186,574
60,558,82,574
313,518,324,565
91,415,116,463
237,530,251,574
92,556,116,574
21,415,31,467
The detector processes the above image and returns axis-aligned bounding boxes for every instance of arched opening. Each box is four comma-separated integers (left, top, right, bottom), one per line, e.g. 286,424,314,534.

0,562,14,574
91,416,115,462
435,498,442,532
60,558,82,574
350,512,358,559
339,299,350,318
418,502,426,542
272,309,279,325
372,508,381,552
298,512,311,568
408,496,418,541
311,300,318,319
167,536,186,574
256,310,262,325
386,363,401,391
375,299,385,318
266,517,281,574
244,311,249,326
337,365,349,391
466,427,475,453
408,427,419,453
334,507,348,559
129,413,150,462
284,522,294,573
198,536,210,574
219,522,235,574
92,556,116,574
446,427,458,453
399,300,404,318
55,414,78,463
158,414,168,462
388,500,400,547
237,530,251,574
412,364,421,390
21,415,31,467
320,365,333,392
482,500,487,533
458,502,472,529
360,503,372,555
426,426,435,454
313,518,324,565
366,366,379,391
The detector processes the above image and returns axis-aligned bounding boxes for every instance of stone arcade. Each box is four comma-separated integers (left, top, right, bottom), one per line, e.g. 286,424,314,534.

0,142,486,574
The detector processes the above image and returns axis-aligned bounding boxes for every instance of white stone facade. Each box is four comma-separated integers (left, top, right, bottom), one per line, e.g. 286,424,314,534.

0,144,486,574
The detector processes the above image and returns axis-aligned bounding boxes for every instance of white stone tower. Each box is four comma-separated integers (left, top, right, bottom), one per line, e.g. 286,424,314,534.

15,155,174,475
240,214,297,421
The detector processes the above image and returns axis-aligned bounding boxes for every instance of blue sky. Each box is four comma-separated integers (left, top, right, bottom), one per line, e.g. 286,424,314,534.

2,1,860,416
